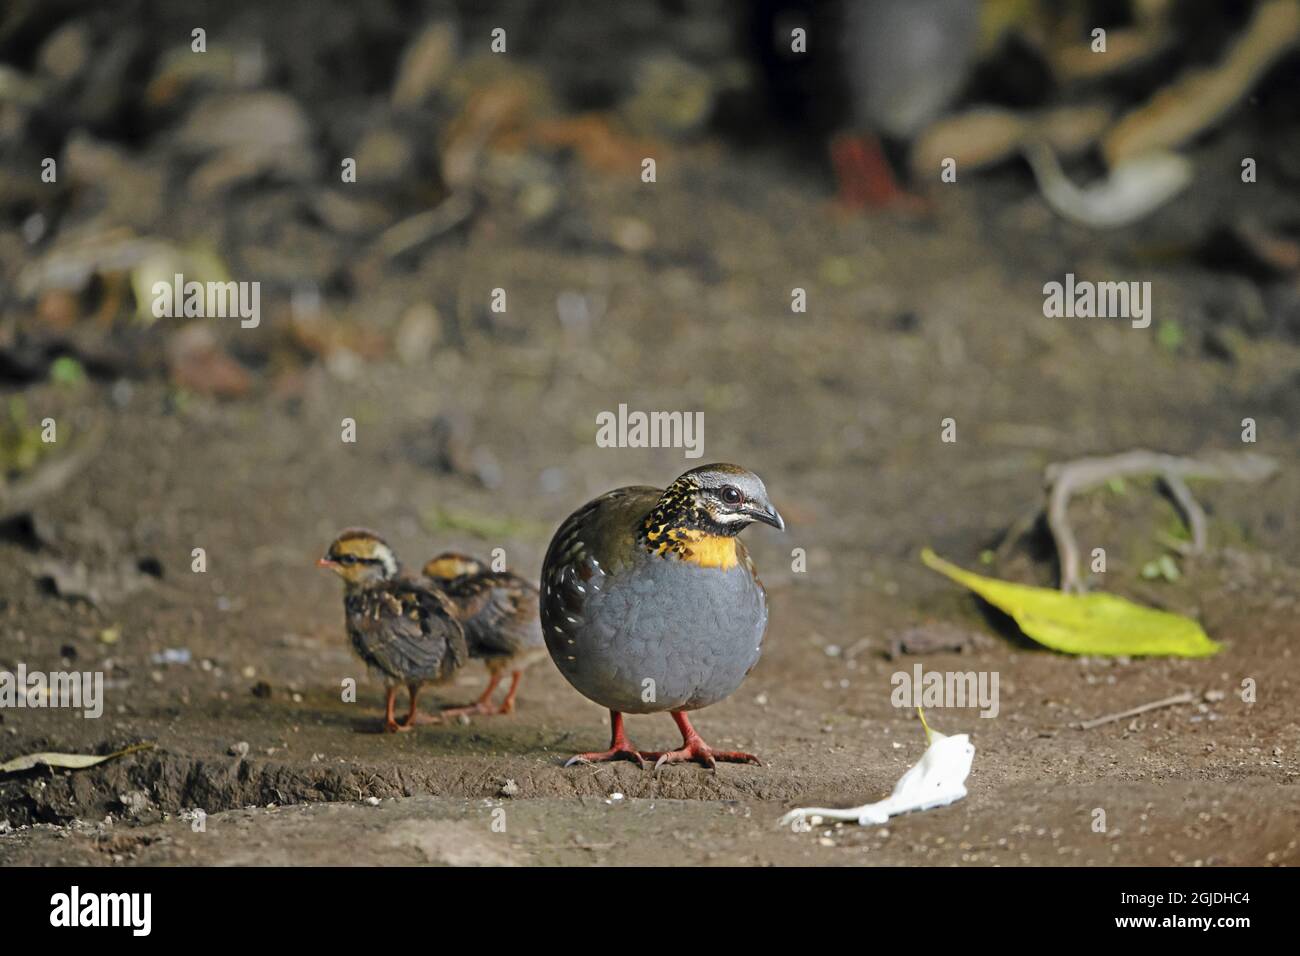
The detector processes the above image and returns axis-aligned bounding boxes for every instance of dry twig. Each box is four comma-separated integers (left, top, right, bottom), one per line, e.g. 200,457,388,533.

1041,450,1277,593
1075,691,1197,730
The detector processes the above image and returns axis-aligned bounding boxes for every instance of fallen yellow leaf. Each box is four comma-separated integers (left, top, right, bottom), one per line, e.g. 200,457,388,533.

0,742,154,775
921,549,1221,658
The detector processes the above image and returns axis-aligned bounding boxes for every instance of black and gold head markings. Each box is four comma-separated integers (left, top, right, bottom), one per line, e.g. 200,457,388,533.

638,463,784,568
318,528,400,587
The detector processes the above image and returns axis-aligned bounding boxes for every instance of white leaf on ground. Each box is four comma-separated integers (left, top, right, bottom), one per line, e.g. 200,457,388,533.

780,719,975,828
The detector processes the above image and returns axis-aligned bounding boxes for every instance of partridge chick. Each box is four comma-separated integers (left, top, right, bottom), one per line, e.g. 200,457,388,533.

422,552,546,716
318,529,467,732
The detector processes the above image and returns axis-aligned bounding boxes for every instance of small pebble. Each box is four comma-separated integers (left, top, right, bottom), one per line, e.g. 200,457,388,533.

118,791,152,818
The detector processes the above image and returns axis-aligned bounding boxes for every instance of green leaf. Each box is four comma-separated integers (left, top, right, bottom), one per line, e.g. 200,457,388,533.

49,356,87,389
921,549,1220,658
1157,319,1184,352
0,742,153,775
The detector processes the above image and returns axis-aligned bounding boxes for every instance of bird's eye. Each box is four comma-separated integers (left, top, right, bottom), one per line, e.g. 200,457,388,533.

721,486,743,505
338,554,357,565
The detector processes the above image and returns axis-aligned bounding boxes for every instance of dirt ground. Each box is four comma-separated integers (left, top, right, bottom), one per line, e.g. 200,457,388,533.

2,4,1299,867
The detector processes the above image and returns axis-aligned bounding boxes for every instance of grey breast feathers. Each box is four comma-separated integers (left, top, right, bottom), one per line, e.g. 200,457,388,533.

345,582,467,684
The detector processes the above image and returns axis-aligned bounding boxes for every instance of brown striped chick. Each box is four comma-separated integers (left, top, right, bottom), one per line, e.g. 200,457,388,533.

422,552,546,716
318,529,467,732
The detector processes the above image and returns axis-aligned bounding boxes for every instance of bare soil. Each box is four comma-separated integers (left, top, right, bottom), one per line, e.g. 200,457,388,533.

2,128,1299,866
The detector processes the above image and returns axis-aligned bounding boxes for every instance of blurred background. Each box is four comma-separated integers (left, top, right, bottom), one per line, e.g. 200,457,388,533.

0,0,1298,863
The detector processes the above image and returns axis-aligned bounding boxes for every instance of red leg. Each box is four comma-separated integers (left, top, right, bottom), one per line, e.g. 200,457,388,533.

442,670,503,717
564,711,647,768
383,686,407,733
643,711,761,770
497,671,523,715
400,683,442,728
829,131,927,213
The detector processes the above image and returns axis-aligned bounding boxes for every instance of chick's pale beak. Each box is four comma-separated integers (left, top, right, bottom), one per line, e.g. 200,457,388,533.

752,503,785,531
316,557,336,569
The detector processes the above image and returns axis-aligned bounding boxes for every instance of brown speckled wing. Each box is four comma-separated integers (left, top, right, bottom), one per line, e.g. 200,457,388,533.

346,582,467,684
443,571,541,658
540,486,660,679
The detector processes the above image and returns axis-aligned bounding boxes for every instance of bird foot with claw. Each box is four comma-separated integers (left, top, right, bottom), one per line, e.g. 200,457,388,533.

441,700,500,718
644,737,762,771
400,711,443,728
383,719,411,734
563,746,648,769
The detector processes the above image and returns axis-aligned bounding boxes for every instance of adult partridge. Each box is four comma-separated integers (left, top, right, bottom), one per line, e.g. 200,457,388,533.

541,463,783,768
422,552,546,716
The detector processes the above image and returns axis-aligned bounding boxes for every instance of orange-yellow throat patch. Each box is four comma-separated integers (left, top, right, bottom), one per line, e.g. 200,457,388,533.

654,529,738,569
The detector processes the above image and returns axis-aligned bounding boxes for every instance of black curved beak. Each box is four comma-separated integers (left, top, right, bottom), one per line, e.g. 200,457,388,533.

751,503,785,531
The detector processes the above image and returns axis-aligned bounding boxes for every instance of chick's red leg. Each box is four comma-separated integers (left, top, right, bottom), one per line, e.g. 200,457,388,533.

564,710,647,768
496,671,524,715
645,711,761,770
400,683,442,728
442,670,503,717
383,686,407,733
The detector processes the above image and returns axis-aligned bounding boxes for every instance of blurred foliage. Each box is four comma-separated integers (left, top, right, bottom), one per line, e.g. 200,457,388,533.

1141,553,1182,581
0,397,50,478
49,355,87,389
421,504,547,540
